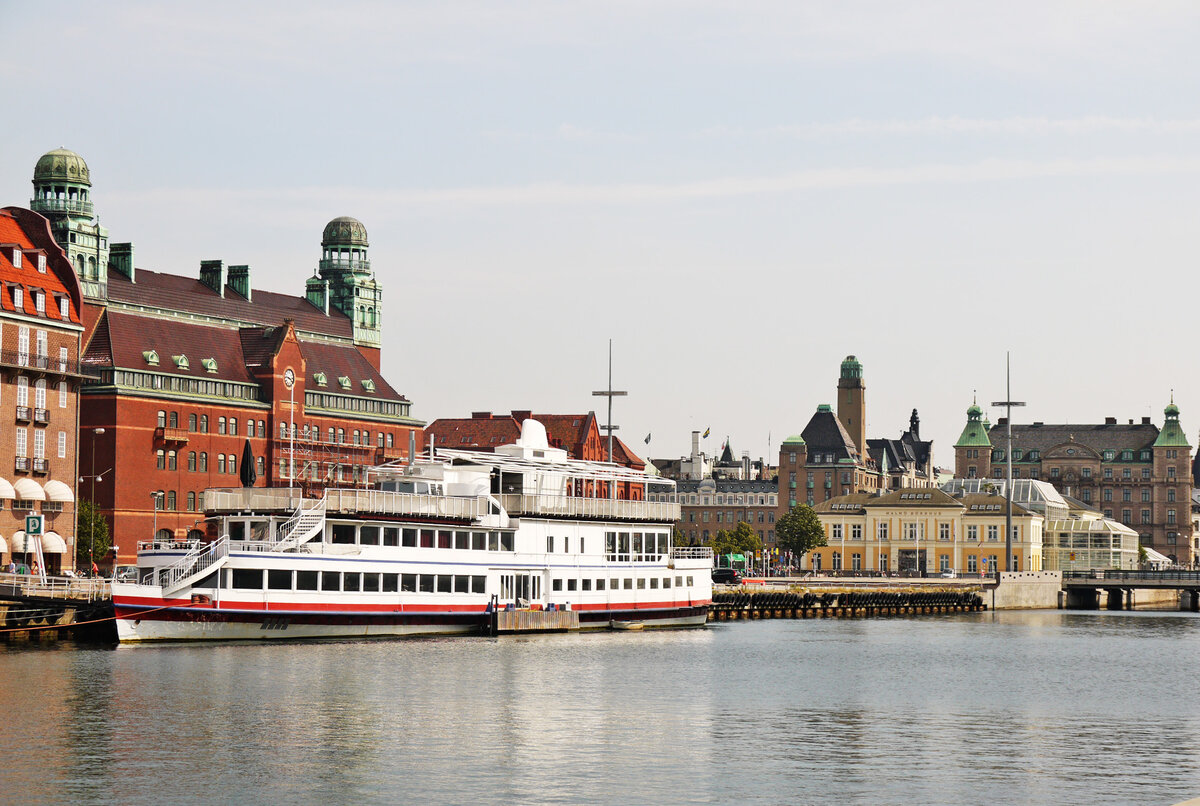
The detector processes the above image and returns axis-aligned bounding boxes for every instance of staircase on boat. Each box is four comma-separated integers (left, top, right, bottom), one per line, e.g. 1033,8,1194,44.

157,495,327,595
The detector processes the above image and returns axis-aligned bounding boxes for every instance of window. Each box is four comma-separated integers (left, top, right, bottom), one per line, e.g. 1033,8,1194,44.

228,454,236,474
58,381,67,408
831,524,842,540
217,455,226,474
218,417,226,435
229,417,238,436
187,491,196,512
200,415,208,433
246,419,255,438
33,379,45,410
157,410,166,428
188,452,196,471
1103,488,1112,502
939,523,951,541
1168,509,1177,525
967,525,978,541
1142,467,1151,480
1081,467,1092,479
12,289,22,311
1168,488,1176,503
1141,509,1151,525
59,297,69,318
167,450,177,471
14,428,26,459
166,491,176,510
199,452,208,472
57,430,66,458
987,526,999,541
877,522,888,540
156,449,165,470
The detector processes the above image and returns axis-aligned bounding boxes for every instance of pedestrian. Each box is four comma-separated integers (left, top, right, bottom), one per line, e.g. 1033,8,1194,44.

5,560,13,575
31,561,39,576
91,560,99,577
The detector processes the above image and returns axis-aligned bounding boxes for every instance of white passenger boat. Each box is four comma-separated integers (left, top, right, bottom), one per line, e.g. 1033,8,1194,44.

112,420,712,642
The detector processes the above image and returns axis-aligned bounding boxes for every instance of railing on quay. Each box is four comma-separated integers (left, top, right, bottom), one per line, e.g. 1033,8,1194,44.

0,573,111,602
1063,570,1200,583
499,494,679,522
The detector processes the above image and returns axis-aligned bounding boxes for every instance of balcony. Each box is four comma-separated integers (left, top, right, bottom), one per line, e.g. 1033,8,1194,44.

319,257,371,274
0,350,80,376
33,408,49,425
31,197,95,217
15,406,30,422
155,427,190,443
31,458,47,474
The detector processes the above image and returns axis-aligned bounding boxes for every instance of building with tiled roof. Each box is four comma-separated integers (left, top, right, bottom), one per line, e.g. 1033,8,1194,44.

777,356,936,516
659,477,779,548
24,148,423,562
0,207,85,572
952,402,1194,565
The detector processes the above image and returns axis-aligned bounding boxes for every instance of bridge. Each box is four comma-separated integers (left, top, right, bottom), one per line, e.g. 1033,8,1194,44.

1062,570,1200,611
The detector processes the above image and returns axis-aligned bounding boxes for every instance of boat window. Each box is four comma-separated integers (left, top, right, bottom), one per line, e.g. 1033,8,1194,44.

360,526,380,546
296,571,318,590
343,573,361,592
632,533,643,559
420,529,435,548
488,532,500,551
419,575,435,593
471,531,485,550
267,570,292,590
499,532,513,552
605,531,616,561
321,572,340,591
454,576,469,593
383,527,399,547
363,573,380,592
596,579,606,591
553,579,564,592
658,534,669,556
455,531,469,550
402,528,417,548
437,530,452,549
229,521,246,541
194,571,217,589
231,569,262,590
401,574,417,592
663,577,671,589
567,579,577,591
251,521,269,542
562,536,570,554
471,575,486,593
637,578,646,589
687,576,693,586
437,575,452,593
623,578,633,590
546,535,554,553
382,574,399,592
332,524,356,544
649,578,659,589
582,579,592,591
675,576,683,587
618,532,630,561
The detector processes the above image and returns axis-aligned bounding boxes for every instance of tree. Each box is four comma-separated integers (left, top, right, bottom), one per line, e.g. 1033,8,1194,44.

673,528,690,547
711,522,762,561
775,503,826,560
75,499,112,570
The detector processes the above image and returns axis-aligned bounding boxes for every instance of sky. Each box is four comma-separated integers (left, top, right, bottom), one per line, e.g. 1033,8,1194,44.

3,1,1199,468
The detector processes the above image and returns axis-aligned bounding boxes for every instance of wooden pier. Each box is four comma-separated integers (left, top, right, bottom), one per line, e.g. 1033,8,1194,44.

708,589,985,621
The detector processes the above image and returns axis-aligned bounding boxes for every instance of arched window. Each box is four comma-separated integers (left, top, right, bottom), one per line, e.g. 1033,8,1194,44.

167,450,176,471
187,452,196,472
199,452,208,472
187,528,204,541
217,455,226,474
257,456,265,477
157,410,166,428
187,491,196,511
169,411,178,428
229,417,238,436
228,454,236,474
199,415,208,433
188,413,197,432
166,491,176,510
156,528,173,542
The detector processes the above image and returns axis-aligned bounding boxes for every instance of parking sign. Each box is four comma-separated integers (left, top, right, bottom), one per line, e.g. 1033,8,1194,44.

25,514,42,536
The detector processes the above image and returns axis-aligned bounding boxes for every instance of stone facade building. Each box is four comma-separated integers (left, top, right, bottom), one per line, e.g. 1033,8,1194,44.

665,478,779,547
953,402,1195,564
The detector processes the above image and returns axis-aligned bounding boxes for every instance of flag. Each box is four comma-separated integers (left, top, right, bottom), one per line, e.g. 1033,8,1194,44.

702,427,710,438
644,433,651,445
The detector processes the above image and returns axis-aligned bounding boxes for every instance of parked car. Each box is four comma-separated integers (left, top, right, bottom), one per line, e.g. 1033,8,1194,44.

712,568,742,585
114,565,140,582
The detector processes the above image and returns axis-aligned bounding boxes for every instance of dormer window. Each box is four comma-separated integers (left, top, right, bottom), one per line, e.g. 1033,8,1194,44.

11,249,20,269
173,354,189,370
201,357,218,373
361,379,375,393
12,287,23,310
34,292,44,314
37,253,45,273
313,372,327,387
143,350,159,366
58,297,69,318
337,375,351,390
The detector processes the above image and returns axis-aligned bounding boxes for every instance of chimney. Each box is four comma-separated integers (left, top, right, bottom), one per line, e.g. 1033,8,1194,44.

408,430,416,466
1104,417,1117,425
691,430,700,462
471,411,492,419
511,410,532,422
996,417,1008,426
199,259,226,296
110,243,135,282
228,264,251,300
1142,416,1152,425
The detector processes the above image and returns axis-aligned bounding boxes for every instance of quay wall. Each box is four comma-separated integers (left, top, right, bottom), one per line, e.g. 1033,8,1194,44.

987,571,1061,610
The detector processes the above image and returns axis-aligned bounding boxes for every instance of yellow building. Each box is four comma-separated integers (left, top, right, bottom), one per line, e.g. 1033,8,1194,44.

808,488,1044,574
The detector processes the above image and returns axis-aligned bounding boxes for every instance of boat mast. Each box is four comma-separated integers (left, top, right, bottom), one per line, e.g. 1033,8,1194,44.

592,339,627,499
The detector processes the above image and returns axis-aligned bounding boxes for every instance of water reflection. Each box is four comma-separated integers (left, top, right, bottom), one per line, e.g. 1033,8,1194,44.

3,613,1200,805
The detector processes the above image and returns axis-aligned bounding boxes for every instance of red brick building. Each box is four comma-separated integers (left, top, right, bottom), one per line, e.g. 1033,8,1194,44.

425,410,646,499
0,207,84,572
27,148,423,562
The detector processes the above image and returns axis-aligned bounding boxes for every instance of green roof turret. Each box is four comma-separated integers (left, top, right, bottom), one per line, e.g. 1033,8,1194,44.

955,400,993,448
781,434,806,446
839,355,863,381
1154,398,1190,448
33,148,90,186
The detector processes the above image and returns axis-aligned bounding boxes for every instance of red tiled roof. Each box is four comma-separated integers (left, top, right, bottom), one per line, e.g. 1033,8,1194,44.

425,411,643,469
425,414,522,449
106,268,352,338
0,209,82,325
85,310,258,384
607,435,646,470
297,338,406,401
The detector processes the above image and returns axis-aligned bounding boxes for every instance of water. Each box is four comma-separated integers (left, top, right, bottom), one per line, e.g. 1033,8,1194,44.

4,611,1200,805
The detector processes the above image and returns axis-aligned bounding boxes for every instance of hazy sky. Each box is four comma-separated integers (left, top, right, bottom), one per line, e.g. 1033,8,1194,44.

3,1,1199,467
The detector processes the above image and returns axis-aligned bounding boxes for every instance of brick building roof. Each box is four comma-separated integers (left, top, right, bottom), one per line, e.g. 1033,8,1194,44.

0,208,82,326
106,268,352,338
426,410,644,469
800,405,859,460
298,338,405,401
998,422,1160,454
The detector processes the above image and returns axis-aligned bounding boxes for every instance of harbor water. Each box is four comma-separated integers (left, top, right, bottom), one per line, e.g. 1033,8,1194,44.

4,610,1200,805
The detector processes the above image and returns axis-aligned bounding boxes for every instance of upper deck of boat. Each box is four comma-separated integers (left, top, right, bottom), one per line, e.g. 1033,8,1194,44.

202,487,681,524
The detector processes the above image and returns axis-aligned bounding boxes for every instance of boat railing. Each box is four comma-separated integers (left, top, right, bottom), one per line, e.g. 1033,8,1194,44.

156,536,230,590
203,487,485,521
498,494,679,522
670,546,714,560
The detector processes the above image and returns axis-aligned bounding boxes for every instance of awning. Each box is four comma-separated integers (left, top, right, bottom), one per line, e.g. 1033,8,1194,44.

0,478,16,500
13,478,44,501
724,553,747,563
11,531,66,553
0,535,8,553
43,480,74,502
40,531,66,553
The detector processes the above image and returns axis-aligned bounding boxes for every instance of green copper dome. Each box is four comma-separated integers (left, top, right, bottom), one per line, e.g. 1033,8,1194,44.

1165,402,1180,418
840,355,863,380
967,403,982,417
782,433,806,446
1155,399,1189,448
33,148,90,186
955,400,992,448
322,216,369,248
